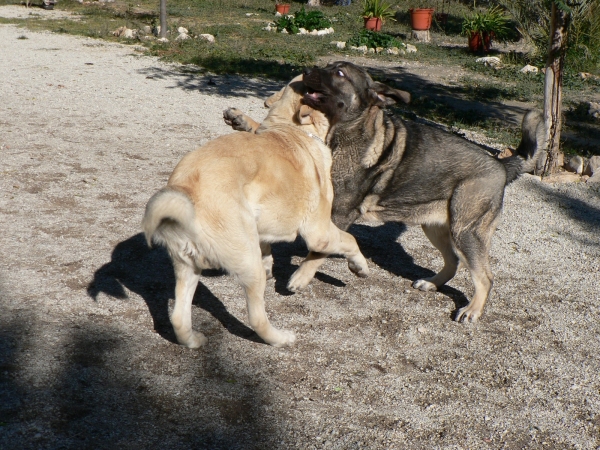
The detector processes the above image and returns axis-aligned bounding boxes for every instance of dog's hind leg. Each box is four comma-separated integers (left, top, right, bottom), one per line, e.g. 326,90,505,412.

452,231,494,323
239,258,296,347
171,260,207,348
413,223,459,292
288,222,369,292
449,181,502,323
224,230,296,347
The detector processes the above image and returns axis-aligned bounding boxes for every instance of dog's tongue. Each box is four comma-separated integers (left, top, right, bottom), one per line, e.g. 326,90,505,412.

305,91,322,101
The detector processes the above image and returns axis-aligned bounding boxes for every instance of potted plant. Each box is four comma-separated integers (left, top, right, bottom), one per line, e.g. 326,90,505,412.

275,0,291,15
409,8,435,31
461,6,510,53
362,0,395,32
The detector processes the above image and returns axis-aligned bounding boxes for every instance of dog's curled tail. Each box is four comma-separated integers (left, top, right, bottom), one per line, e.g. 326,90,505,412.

502,110,546,184
142,187,197,252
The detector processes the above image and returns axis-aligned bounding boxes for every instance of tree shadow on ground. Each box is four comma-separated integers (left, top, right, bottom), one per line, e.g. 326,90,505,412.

529,180,600,245
137,65,285,99
0,315,278,449
367,64,532,127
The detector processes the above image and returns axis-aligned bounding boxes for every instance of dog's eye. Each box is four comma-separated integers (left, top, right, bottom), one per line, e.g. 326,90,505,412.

337,70,345,77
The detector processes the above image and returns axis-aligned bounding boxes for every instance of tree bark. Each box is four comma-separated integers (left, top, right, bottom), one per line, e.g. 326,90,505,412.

539,2,570,175
160,0,167,39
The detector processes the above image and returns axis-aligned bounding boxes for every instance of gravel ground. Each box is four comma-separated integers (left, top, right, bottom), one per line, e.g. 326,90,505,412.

1,15,600,450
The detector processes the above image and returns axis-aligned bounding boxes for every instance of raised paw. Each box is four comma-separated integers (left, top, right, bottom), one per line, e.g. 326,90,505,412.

454,305,482,323
348,258,369,278
287,267,314,292
223,108,253,132
412,279,438,292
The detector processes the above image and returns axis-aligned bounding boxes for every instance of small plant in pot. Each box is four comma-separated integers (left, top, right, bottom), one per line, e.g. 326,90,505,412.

462,6,510,53
362,0,395,32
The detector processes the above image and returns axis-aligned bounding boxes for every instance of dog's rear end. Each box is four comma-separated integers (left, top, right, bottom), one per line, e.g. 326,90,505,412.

143,187,210,348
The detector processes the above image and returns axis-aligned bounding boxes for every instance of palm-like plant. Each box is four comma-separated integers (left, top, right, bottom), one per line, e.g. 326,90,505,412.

362,0,395,22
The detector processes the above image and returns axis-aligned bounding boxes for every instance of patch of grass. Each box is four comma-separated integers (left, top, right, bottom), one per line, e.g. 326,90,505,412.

17,34,28,39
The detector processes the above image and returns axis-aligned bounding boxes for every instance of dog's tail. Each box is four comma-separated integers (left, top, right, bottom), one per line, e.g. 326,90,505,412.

501,110,546,184
142,187,198,256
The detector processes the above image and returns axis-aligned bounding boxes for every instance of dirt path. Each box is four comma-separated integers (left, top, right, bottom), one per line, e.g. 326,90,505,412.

1,14,600,449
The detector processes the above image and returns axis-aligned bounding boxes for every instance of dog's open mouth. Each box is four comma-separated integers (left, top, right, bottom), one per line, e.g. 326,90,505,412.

303,89,324,105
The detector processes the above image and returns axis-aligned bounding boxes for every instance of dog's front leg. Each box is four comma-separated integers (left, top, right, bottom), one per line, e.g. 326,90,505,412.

223,108,261,133
171,261,207,348
290,222,369,292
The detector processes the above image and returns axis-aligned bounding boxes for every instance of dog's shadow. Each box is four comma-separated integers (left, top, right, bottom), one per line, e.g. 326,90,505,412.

87,225,468,345
349,222,469,315
87,233,264,344
268,221,468,314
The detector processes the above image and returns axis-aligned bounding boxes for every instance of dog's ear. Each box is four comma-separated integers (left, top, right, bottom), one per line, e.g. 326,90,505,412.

265,74,304,108
265,87,286,108
369,82,411,106
297,104,315,125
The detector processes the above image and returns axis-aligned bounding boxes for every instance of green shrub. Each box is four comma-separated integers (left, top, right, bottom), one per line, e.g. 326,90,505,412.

274,7,332,34
346,29,402,49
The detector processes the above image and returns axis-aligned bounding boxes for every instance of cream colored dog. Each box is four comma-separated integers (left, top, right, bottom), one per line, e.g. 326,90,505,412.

142,76,369,349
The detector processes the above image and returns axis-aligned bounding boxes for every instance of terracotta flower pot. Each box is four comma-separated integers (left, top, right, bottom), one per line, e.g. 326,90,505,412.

275,3,290,14
409,8,434,31
364,16,382,32
468,31,494,53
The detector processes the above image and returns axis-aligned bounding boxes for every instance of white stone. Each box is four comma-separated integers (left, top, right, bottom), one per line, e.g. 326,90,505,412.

386,47,399,55
476,56,501,68
333,41,346,49
589,101,600,119
406,44,417,53
199,33,215,43
177,27,188,34
299,28,308,34
583,155,600,176
356,45,368,53
157,37,169,43
520,64,539,74
411,29,430,43
176,33,189,41
564,155,584,175
586,172,600,183
368,48,375,54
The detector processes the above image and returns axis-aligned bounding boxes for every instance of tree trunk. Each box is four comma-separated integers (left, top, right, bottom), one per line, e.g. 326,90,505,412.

160,0,167,39
539,3,570,175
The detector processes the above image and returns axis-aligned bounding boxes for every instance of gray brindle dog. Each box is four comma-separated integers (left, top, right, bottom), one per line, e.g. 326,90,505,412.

299,61,545,323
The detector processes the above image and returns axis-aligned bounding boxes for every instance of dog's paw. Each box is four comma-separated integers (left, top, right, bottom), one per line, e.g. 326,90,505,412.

268,329,297,348
455,305,482,323
223,108,253,132
287,268,314,292
348,258,369,278
412,279,437,292
178,330,208,349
